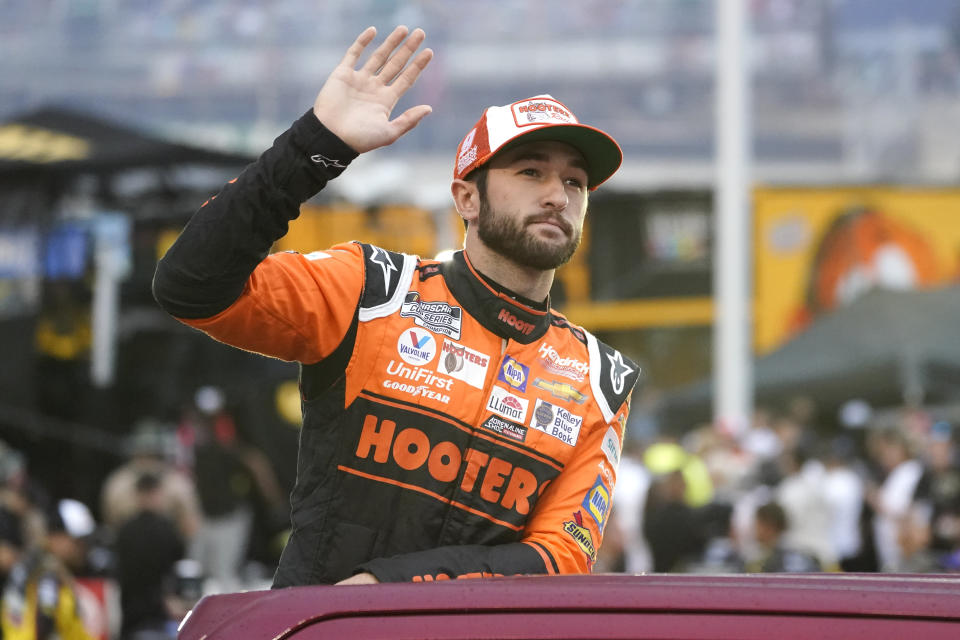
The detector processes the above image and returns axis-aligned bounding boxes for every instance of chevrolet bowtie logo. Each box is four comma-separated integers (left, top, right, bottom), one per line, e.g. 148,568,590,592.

533,378,586,404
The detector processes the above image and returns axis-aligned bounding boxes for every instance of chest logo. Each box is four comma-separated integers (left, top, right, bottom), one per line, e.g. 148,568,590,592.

486,386,529,423
437,340,490,389
400,292,463,340
530,398,583,447
396,328,436,366
533,378,587,404
497,356,529,392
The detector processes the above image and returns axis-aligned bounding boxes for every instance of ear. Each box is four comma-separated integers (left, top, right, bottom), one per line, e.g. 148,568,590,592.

451,179,480,226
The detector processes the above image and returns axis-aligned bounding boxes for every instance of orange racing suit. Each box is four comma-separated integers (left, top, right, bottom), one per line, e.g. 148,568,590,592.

153,110,640,586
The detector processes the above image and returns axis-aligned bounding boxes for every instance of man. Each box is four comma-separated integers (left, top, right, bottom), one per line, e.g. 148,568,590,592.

1,500,96,640
114,473,185,640
153,25,639,587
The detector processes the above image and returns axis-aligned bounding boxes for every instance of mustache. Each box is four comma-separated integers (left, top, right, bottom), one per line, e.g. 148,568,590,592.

525,213,573,235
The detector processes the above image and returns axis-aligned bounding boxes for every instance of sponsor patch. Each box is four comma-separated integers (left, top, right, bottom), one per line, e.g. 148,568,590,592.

480,415,528,443
581,475,611,533
385,360,454,392
397,328,436,366
529,398,582,447
400,292,463,340
497,356,529,392
496,308,535,335
486,385,529,423
601,426,621,470
537,342,588,382
437,339,490,389
533,378,586,404
511,97,577,127
382,379,451,404
562,511,597,561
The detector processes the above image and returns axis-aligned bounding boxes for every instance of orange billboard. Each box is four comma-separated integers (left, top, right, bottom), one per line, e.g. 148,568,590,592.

754,186,960,354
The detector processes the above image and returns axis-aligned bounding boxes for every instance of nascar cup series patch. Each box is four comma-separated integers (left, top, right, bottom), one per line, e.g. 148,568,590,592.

400,292,463,340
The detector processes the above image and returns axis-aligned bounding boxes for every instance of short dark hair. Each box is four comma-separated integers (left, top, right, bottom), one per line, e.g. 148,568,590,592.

755,502,788,533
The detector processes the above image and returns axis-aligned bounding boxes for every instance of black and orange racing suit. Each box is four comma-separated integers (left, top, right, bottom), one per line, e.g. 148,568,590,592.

153,110,641,586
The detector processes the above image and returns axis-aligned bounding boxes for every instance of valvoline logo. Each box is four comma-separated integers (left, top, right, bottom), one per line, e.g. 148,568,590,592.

497,356,529,392
396,328,436,366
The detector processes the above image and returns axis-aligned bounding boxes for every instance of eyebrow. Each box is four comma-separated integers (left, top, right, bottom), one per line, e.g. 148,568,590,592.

507,149,589,174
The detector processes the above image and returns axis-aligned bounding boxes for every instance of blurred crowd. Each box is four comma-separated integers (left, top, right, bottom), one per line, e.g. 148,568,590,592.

598,397,960,577
0,385,285,640
2,387,959,638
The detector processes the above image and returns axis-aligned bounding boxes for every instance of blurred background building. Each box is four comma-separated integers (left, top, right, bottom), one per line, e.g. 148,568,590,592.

3,0,960,631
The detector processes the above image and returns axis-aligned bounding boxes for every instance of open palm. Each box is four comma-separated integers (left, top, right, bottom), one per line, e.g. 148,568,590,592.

313,26,434,154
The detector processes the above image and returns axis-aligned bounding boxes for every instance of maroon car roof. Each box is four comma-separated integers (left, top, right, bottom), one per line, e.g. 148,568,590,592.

178,573,960,639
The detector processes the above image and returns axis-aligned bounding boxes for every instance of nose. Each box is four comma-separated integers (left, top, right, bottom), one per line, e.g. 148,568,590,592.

540,174,568,211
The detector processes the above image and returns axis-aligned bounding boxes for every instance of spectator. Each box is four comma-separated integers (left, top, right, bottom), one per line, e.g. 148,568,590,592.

115,472,185,640
868,427,925,571
643,470,707,572
749,501,822,573
913,421,960,556
0,505,24,586
1,499,98,640
821,436,865,568
101,418,202,543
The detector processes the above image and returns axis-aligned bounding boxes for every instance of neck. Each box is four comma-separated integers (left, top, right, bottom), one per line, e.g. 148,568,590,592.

463,236,555,302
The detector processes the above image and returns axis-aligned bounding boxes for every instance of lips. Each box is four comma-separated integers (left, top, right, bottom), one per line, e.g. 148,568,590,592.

527,215,572,236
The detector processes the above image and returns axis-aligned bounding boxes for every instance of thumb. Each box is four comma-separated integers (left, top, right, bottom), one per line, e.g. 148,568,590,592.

388,104,433,140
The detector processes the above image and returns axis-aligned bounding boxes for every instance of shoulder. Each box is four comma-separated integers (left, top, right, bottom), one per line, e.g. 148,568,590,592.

548,312,640,423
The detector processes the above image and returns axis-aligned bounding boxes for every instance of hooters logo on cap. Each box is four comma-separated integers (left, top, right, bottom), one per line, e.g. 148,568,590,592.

453,94,622,191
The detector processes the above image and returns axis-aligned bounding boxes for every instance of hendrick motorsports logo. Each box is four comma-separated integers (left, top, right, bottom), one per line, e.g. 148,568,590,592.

400,292,463,340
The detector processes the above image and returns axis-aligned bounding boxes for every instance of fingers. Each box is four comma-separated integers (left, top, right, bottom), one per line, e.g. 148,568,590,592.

387,46,434,96
377,28,427,84
361,25,411,74
389,104,433,139
340,26,377,68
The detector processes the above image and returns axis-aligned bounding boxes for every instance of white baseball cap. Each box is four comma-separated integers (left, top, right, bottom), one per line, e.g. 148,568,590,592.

453,95,622,191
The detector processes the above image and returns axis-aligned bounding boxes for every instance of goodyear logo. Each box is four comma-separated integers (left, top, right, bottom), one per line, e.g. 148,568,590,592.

581,475,611,533
497,356,528,392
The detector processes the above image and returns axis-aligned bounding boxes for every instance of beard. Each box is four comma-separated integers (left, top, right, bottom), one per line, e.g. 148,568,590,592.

476,198,582,271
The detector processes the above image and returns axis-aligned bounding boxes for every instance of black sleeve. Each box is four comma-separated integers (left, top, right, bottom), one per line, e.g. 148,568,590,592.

152,109,359,319
357,542,549,582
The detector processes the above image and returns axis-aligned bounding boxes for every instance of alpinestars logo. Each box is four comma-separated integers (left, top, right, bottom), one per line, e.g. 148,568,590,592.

310,153,347,169
370,246,398,296
606,350,634,395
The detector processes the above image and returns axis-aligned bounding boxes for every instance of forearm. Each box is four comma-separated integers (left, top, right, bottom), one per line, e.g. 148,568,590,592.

152,110,357,319
357,541,550,582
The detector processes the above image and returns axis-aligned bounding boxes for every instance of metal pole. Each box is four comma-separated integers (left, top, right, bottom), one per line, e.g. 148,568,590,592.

713,0,752,434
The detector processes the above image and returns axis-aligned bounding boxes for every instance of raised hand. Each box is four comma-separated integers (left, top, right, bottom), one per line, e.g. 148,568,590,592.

313,26,434,154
